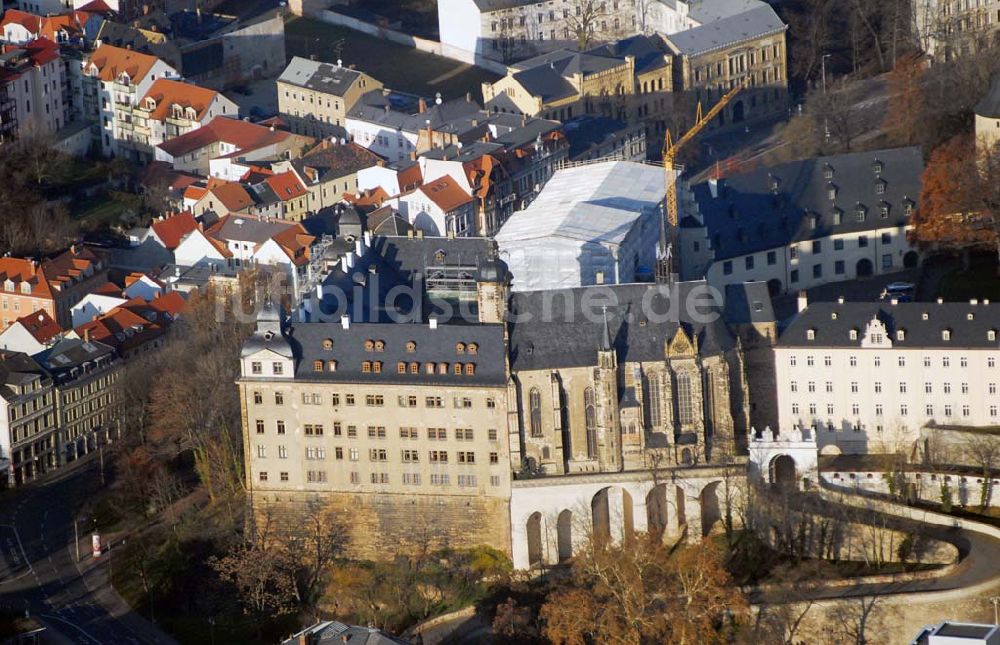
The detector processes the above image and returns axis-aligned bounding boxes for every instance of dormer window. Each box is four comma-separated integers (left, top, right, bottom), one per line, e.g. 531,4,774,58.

327,360,337,371
438,362,448,374
454,363,463,374
830,207,843,225
144,97,156,110
809,214,818,230
434,250,446,263
397,362,407,374
855,205,867,222
922,312,929,320
896,329,906,341
968,313,975,320
263,330,274,341
364,340,374,352
873,159,883,174
456,342,466,354
362,361,371,372
406,341,416,353
20,283,30,295
879,202,890,218
989,330,997,341
322,338,334,350
824,164,834,180
904,200,914,215
185,106,197,120
374,340,385,352
850,329,858,340
875,178,886,194
807,329,816,340
118,72,130,85
465,363,476,375
409,362,419,373
313,360,324,372
942,329,952,341
468,343,478,355
827,183,837,200
373,361,382,373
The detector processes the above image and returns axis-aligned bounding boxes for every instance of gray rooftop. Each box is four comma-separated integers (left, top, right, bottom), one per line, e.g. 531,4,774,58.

212,216,295,245
665,4,785,57
281,620,409,645
279,57,363,96
692,146,923,261
724,281,775,325
509,281,736,371
686,0,768,24
778,301,1000,348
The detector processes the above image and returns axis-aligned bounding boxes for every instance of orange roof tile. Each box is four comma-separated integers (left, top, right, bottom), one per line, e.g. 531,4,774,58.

205,182,254,213
264,171,307,202
151,211,198,250
140,79,221,123
13,309,62,343
271,225,314,267
86,44,161,83
418,175,472,213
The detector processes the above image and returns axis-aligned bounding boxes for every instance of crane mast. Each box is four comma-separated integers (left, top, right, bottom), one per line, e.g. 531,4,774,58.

656,83,744,284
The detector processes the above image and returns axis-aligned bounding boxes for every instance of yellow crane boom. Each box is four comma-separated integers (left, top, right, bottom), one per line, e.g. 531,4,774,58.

657,83,743,283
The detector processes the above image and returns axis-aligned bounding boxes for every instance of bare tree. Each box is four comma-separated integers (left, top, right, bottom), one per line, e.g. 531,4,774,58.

962,432,1000,509
565,0,610,50
828,594,892,645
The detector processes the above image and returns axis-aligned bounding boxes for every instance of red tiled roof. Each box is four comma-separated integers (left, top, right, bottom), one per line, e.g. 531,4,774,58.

93,282,124,297
271,225,314,267
86,44,161,83
0,246,102,301
13,309,61,343
76,0,114,13
418,175,472,213
397,163,423,193
157,116,294,158
204,181,254,213
140,79,221,123
264,171,307,202
151,211,198,250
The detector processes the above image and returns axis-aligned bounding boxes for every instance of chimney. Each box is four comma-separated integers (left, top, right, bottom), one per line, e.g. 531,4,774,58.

796,290,808,313
83,328,90,342
435,92,442,105
937,297,944,304
970,298,979,305
363,230,372,246
837,296,844,304
418,97,427,113
466,92,472,102
196,6,202,23
340,256,348,273
429,316,438,330
340,315,350,330
417,229,424,239
708,177,718,198
890,297,898,305
355,238,364,256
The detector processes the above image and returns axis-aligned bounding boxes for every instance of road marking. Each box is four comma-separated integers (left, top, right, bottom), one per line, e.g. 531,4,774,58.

41,613,102,644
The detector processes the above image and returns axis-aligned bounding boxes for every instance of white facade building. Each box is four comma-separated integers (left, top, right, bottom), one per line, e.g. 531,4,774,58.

495,160,667,291
776,299,1000,455
681,147,923,295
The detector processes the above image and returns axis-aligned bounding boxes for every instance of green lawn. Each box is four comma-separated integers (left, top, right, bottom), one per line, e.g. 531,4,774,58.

284,16,500,102
934,254,1000,302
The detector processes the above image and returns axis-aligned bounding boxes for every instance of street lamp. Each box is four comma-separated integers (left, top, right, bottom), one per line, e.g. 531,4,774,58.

990,596,1000,624
821,53,832,95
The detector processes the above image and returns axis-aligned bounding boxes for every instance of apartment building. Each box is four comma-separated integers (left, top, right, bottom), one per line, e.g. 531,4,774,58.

82,43,179,158
0,246,109,331
277,57,383,139
776,298,1000,455
0,38,67,144
0,351,57,486
680,147,923,295
273,140,382,214
238,303,513,560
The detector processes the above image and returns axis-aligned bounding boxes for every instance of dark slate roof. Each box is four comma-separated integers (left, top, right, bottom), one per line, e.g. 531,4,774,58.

0,351,49,401
777,301,1000,348
493,117,562,148
665,4,785,57
508,281,735,371
587,34,669,74
316,236,495,324
562,115,637,158
511,65,577,104
293,143,383,183
277,320,506,386
693,147,923,261
279,57,362,96
724,281,775,325
976,76,1000,119
281,620,408,645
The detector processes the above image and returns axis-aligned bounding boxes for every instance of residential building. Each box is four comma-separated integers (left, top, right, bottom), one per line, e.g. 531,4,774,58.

912,0,1000,59
0,310,62,355
0,351,57,485
281,621,407,645
663,4,788,132
238,299,512,560
495,160,666,291
775,297,1000,455
562,114,647,162
71,291,184,359
125,78,238,159
0,246,108,331
680,147,923,295
154,116,314,177
82,43,179,158
0,38,66,144
277,56,382,139
912,622,1000,645
395,175,475,237
38,337,119,464
273,140,383,214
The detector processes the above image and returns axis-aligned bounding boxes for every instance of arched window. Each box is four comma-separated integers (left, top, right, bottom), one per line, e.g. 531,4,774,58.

584,387,597,459
646,374,662,428
529,388,542,437
676,371,694,425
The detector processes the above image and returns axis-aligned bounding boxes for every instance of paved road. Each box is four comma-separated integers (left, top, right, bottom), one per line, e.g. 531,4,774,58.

0,457,176,644
751,489,1000,604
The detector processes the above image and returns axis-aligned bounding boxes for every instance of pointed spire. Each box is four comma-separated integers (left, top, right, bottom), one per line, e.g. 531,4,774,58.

600,305,612,351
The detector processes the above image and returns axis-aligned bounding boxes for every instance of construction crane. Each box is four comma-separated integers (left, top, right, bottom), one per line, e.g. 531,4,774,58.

656,83,744,284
